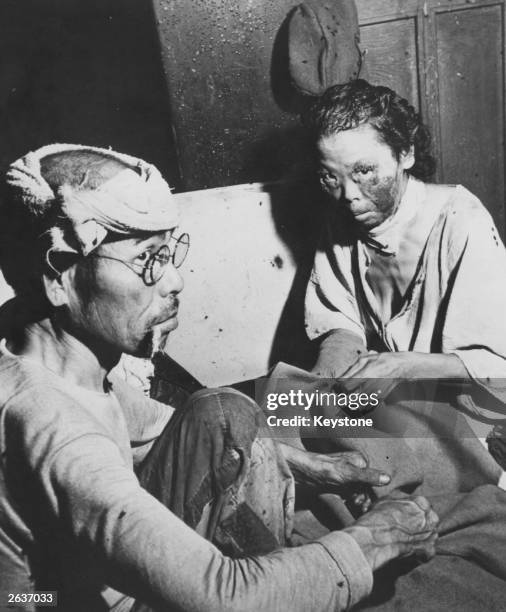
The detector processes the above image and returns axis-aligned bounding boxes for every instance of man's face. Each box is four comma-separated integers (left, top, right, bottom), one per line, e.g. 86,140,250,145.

65,231,183,358
316,123,414,230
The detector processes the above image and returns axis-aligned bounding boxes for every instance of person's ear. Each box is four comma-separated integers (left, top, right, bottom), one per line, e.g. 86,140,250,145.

43,273,70,307
43,250,80,307
400,144,415,171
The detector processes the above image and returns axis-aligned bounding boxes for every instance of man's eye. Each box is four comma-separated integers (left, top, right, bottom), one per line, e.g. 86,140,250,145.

135,250,151,264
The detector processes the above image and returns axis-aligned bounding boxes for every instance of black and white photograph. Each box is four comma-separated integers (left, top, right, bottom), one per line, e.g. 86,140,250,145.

1,0,506,610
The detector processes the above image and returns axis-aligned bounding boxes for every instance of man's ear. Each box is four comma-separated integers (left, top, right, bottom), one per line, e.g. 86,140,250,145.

43,273,70,307
401,144,415,171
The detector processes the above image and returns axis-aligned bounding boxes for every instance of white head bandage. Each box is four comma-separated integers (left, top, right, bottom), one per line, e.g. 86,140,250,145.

6,143,179,260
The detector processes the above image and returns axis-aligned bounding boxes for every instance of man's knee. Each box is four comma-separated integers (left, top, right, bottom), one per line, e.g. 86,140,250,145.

139,388,264,519
181,387,264,453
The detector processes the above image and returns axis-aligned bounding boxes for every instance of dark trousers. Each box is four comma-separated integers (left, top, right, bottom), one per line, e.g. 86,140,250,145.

137,387,294,557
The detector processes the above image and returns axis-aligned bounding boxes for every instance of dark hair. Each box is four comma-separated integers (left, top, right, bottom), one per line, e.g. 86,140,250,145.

303,79,435,180
0,151,131,315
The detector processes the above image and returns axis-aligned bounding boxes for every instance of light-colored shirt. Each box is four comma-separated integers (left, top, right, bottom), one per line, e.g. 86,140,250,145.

0,340,372,612
305,178,506,413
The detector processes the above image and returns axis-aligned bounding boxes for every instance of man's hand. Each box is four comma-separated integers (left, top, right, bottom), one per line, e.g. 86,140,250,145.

345,495,439,572
280,444,390,491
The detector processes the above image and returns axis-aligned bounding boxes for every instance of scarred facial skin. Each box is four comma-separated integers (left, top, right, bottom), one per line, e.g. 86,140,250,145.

317,123,415,230
62,230,184,359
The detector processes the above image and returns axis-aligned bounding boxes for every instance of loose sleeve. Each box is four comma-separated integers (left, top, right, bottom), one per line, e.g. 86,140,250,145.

5,386,372,612
305,225,366,344
440,188,506,411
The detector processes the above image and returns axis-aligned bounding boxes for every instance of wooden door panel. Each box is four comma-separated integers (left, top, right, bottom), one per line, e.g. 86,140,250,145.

435,4,505,231
356,0,418,23
360,17,420,107
358,0,506,234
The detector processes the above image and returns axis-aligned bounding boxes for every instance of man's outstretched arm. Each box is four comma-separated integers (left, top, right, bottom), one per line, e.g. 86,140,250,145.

8,387,437,612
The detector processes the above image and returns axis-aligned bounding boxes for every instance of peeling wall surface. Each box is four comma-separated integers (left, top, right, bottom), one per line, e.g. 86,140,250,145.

166,181,321,386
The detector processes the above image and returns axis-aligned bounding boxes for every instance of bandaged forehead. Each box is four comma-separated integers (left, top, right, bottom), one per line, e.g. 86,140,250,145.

6,143,179,259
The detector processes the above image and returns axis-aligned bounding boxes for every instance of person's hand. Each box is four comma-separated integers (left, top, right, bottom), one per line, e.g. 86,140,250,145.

337,351,468,398
280,445,390,491
345,495,439,572
337,351,415,398
342,351,413,379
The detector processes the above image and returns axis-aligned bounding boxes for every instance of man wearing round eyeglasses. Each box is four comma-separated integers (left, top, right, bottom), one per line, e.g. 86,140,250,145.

0,144,442,611
70,229,190,359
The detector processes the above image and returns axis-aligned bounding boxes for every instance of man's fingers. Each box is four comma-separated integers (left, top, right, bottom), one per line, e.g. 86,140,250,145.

412,495,431,512
341,451,368,468
425,508,439,531
350,491,374,515
347,464,391,486
362,496,373,513
411,533,438,562
352,492,367,505
411,496,439,531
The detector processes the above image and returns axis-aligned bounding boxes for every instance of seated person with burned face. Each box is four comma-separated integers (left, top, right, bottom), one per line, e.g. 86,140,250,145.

305,80,506,391
286,80,506,497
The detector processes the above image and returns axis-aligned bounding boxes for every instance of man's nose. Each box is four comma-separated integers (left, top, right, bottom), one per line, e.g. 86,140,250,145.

342,178,361,202
158,263,184,297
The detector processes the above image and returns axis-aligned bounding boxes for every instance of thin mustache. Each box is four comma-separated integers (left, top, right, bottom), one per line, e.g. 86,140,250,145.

155,298,180,325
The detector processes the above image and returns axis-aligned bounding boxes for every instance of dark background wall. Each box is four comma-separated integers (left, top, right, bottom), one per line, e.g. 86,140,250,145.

153,0,307,190
0,0,181,187
0,0,504,235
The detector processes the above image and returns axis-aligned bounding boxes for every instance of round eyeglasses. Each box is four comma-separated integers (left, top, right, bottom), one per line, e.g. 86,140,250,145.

90,232,190,286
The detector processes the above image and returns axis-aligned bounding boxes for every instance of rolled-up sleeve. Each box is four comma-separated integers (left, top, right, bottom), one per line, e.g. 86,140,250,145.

318,531,374,608
49,436,372,612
